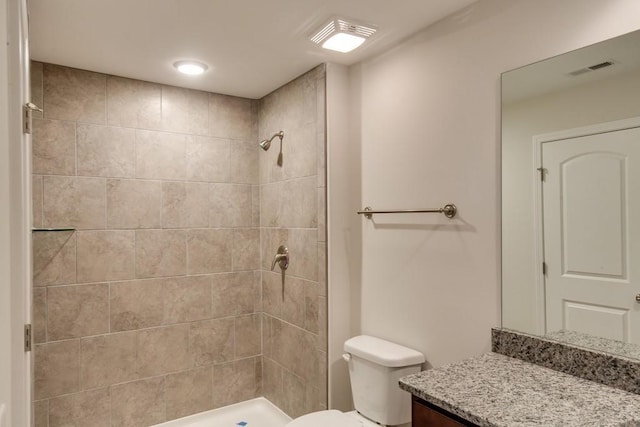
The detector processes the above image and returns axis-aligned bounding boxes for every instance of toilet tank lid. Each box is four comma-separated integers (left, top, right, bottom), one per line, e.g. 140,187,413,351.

344,335,425,367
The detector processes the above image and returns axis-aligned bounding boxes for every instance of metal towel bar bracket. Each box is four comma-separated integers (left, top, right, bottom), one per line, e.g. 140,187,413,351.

357,204,457,219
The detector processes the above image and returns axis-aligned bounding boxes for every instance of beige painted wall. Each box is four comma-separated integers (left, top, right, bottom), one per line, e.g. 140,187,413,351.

327,1,640,404
502,70,640,335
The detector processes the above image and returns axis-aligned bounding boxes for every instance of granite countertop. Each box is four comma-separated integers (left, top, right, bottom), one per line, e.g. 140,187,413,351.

399,352,640,427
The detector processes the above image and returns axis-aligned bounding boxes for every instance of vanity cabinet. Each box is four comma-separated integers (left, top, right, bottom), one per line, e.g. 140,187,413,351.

412,396,479,427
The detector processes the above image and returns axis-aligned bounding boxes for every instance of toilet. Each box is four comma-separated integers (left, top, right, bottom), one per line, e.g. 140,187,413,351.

286,335,425,427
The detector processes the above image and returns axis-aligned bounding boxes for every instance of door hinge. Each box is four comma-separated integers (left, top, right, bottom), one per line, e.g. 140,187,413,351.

24,324,32,352
536,167,546,182
23,102,43,134
542,262,547,275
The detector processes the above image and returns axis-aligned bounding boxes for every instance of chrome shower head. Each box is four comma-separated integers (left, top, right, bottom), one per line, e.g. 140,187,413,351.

259,139,272,151
258,131,284,151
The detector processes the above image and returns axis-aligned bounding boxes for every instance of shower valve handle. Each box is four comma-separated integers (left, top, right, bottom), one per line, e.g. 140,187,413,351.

271,246,289,271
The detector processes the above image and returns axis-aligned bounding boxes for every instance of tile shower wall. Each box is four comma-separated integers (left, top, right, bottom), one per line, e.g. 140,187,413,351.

31,62,263,426
31,62,327,426
259,65,327,418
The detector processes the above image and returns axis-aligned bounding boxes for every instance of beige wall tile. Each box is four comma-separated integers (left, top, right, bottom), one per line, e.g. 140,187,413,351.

229,141,258,184
33,231,76,286
318,351,327,408
110,377,165,427
163,276,212,324
266,126,317,183
107,76,161,130
264,317,318,383
136,325,189,377
318,297,327,353
33,175,43,228
280,277,315,330
259,183,280,227
43,176,106,230
48,284,109,340
161,182,209,229
258,74,317,181
316,76,326,133
77,124,135,178
258,69,316,137
212,357,260,408
107,179,162,229
79,332,137,390
286,229,318,281
262,272,283,319
261,228,317,281
76,231,135,283
136,229,186,278
209,94,255,141
318,188,326,241
282,370,308,419
211,272,255,318
260,177,317,228
251,185,260,227
186,136,229,182
135,130,186,180
318,242,326,297
235,313,261,358
49,388,110,427
232,228,260,271
32,119,76,176
317,131,326,188
253,271,263,312
209,184,252,227
110,279,164,332
161,85,209,135
35,340,80,399
304,293,319,334
33,287,47,343
260,228,287,273
189,318,234,367
262,357,284,409
43,64,105,124
34,399,48,427
186,228,232,274
31,61,44,119
165,367,213,421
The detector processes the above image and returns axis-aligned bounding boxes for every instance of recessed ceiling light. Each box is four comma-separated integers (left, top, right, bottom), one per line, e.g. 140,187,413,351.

173,60,208,75
310,18,376,53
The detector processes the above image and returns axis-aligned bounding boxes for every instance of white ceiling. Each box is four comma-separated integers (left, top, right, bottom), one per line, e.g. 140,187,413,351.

28,0,477,99
503,29,640,104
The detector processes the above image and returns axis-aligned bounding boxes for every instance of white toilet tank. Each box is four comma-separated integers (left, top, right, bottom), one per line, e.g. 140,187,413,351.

344,335,425,426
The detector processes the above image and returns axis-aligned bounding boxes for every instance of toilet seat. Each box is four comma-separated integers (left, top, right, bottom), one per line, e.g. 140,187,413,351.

286,410,362,427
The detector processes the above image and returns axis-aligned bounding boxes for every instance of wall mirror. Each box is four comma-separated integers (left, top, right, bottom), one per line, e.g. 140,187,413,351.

501,29,640,359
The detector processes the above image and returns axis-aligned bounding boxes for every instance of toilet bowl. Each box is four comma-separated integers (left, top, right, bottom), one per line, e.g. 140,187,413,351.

285,335,425,427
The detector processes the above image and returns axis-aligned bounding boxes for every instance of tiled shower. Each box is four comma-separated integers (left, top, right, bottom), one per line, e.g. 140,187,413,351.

31,61,327,426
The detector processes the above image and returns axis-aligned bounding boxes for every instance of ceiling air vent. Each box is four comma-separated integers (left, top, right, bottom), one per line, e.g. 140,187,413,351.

568,61,615,77
310,17,377,53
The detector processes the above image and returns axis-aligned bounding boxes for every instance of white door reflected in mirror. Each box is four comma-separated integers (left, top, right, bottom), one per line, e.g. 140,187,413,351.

540,124,640,343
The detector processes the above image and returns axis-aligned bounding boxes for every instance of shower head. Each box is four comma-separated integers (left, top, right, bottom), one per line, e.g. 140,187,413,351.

259,139,271,150
259,131,284,151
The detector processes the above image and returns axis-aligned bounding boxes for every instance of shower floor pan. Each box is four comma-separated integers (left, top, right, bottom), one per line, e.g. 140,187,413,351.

153,397,291,427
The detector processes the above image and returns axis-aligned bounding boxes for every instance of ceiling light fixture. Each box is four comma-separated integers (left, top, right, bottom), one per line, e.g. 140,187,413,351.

173,60,208,75
310,18,376,53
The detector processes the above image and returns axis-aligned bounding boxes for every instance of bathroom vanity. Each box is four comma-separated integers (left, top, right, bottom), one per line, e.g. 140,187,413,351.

400,351,640,427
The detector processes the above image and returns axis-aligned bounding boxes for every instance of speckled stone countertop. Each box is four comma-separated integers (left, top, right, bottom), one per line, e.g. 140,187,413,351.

399,352,640,427
545,329,640,361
